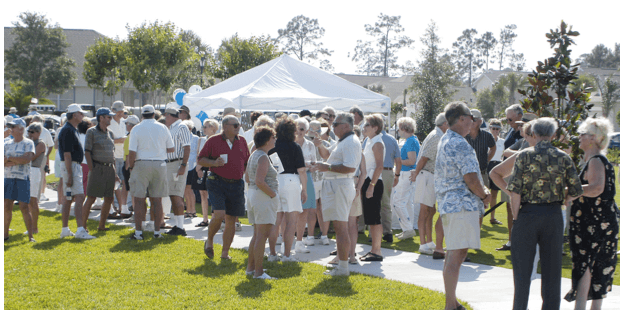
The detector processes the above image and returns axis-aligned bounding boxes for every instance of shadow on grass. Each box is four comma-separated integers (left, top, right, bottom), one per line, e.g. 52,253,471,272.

308,275,357,297
108,232,178,253
264,261,303,279
185,258,246,278
3,233,29,251
235,277,272,298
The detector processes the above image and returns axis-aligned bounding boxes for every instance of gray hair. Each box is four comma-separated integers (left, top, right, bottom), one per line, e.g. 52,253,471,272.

397,117,416,133
435,113,447,127
531,117,557,138
296,118,309,131
31,115,43,122
336,112,354,129
255,115,275,129
181,120,195,132
578,117,613,151
27,122,42,133
505,104,524,117
349,105,364,118
323,106,336,115
444,101,471,127
222,115,239,126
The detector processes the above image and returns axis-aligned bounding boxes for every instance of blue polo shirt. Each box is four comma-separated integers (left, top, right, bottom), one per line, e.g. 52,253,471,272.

400,135,420,171
58,122,84,163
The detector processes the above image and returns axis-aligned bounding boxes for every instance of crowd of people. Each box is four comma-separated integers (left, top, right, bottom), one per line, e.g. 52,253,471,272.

4,99,619,309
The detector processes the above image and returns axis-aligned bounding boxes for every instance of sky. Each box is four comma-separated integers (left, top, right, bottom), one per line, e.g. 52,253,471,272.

2,0,621,76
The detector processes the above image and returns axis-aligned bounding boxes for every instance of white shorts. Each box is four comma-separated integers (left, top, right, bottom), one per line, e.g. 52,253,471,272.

321,178,356,222
313,180,323,199
441,210,481,250
248,188,279,225
29,167,41,198
60,161,84,195
413,170,436,207
277,174,303,213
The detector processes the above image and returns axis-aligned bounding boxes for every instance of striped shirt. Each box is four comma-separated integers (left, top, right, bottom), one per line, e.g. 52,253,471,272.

465,129,495,172
417,127,444,174
167,119,191,160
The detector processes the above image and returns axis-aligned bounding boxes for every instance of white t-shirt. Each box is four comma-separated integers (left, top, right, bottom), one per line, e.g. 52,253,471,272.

4,138,35,180
491,137,506,162
324,133,362,179
243,126,255,144
299,138,317,163
128,119,174,161
108,117,126,159
40,128,54,155
363,133,385,179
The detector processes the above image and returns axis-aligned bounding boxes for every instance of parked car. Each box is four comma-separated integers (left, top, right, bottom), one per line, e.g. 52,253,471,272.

609,132,620,149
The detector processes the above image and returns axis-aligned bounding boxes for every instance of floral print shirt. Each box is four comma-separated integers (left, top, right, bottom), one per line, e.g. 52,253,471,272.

507,140,583,204
434,129,485,215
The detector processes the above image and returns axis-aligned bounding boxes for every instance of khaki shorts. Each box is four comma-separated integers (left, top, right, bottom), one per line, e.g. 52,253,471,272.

349,177,362,217
321,178,355,222
61,161,84,195
441,210,481,250
86,163,115,198
314,180,323,199
29,167,41,197
247,188,279,225
413,170,435,207
129,160,168,198
166,160,188,198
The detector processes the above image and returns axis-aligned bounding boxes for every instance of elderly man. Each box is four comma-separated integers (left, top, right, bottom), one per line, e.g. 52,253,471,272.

163,104,192,236
323,106,337,140
198,115,250,259
465,109,496,222
127,105,175,240
411,113,449,257
108,101,130,217
314,112,362,276
506,117,583,309
223,107,245,136
179,105,191,121
30,115,54,202
58,104,95,239
81,108,122,231
378,120,401,242
495,104,524,251
349,105,365,127
8,107,19,119
436,102,491,310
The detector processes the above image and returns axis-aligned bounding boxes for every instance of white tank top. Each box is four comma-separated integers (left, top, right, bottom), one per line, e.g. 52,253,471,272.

363,134,385,179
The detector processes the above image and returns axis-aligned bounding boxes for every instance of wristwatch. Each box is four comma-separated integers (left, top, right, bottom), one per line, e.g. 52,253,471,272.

181,163,187,167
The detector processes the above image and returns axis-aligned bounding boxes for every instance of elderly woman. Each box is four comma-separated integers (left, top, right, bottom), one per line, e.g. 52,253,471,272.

392,117,420,240
4,119,35,242
195,119,220,227
564,117,619,309
359,114,385,261
25,122,47,235
505,117,583,310
293,118,316,253
245,126,279,279
268,117,307,262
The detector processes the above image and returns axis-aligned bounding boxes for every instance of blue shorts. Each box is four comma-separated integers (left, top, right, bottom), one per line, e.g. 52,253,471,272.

206,176,245,217
4,178,30,204
302,171,316,209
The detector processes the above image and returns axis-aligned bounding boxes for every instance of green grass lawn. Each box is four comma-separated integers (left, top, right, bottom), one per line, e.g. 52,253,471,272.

4,206,467,310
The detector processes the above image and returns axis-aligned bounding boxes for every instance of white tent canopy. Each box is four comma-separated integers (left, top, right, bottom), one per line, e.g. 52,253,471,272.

183,55,391,114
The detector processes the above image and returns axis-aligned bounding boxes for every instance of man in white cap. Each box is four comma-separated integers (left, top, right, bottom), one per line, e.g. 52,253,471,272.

126,105,174,240
163,103,191,236
8,107,19,119
58,104,95,239
27,98,40,116
108,101,130,218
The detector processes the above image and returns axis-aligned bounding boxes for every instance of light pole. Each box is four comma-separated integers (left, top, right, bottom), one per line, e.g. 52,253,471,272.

199,54,206,87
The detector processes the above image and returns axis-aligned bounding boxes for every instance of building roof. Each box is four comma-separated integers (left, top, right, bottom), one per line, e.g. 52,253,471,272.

4,27,105,87
335,74,413,104
472,69,532,91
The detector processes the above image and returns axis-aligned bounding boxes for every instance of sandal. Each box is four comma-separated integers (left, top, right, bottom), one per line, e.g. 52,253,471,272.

490,218,503,225
196,221,209,227
360,252,383,262
97,227,110,231
190,212,197,218
221,255,232,260
329,250,337,256
184,213,192,218
327,256,339,265
204,243,214,259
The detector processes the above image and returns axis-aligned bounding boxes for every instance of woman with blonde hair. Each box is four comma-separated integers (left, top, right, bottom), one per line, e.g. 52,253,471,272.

392,117,420,240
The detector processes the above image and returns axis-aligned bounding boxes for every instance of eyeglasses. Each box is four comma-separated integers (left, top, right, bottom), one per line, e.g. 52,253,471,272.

28,130,36,134
227,123,239,129
328,114,336,118
490,126,501,130
332,122,344,128
507,118,514,122
298,128,306,131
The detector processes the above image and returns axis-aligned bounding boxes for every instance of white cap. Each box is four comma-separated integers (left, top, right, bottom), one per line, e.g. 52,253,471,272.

30,98,38,104
112,101,125,112
125,115,140,125
141,105,155,114
165,103,179,115
66,104,87,114
9,107,17,113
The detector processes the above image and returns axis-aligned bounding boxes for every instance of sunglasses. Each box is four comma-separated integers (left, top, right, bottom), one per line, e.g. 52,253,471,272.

332,121,344,127
507,118,514,122
328,114,336,118
490,126,501,130
28,130,37,134
227,123,239,129
298,128,306,131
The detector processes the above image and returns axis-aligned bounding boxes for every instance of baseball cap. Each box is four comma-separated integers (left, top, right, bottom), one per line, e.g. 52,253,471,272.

125,115,140,125
66,104,88,114
470,109,482,119
165,103,179,115
11,118,27,128
9,107,17,113
179,105,190,115
141,105,155,115
96,107,115,117
31,98,38,104
111,101,125,112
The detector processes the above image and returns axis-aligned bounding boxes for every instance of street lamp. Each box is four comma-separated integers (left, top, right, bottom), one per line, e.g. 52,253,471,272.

199,54,206,87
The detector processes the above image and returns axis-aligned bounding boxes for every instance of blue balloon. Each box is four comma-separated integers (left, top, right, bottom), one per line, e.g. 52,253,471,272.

175,91,186,106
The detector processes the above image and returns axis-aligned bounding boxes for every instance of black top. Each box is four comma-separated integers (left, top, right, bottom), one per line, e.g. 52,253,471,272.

504,127,523,149
58,122,84,163
465,129,496,172
269,139,305,174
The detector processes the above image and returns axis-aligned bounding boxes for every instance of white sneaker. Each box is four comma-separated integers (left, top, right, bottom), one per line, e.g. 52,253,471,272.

40,194,49,201
324,266,349,276
75,228,96,239
267,254,279,262
427,242,436,250
246,270,254,275
144,222,155,232
321,236,330,245
276,235,283,245
419,244,433,255
235,222,242,232
54,204,62,213
60,228,74,238
304,236,315,246
396,229,416,240
254,272,276,280
281,255,298,262
295,241,310,254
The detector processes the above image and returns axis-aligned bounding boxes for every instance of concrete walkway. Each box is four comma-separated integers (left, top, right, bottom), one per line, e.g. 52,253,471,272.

38,178,619,310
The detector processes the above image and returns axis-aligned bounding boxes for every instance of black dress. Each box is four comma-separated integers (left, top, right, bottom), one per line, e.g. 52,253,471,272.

565,155,620,302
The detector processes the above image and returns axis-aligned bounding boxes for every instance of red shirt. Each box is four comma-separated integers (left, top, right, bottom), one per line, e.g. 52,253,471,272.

198,133,249,180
